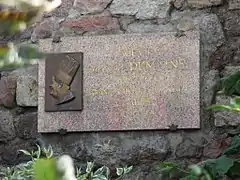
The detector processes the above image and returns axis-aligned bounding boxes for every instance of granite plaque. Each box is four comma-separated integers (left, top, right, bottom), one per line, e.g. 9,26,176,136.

38,32,200,132
45,52,83,112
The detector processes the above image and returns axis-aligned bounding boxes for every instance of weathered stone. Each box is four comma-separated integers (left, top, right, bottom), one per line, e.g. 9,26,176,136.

200,14,225,48
0,108,16,142
187,0,223,8
44,132,170,167
31,17,64,42
202,70,220,107
126,21,175,33
67,8,81,19
16,76,38,107
73,0,112,14
209,39,240,70
229,0,240,10
83,29,123,36
214,95,240,127
0,76,16,108
172,0,187,10
110,0,171,20
52,0,74,17
14,113,38,140
175,137,203,158
10,65,38,79
62,11,120,33
203,136,231,158
109,0,139,16
10,66,38,106
136,0,170,20
223,66,240,76
217,9,240,37
199,14,225,71
119,16,135,30
177,16,195,31
1,139,33,165
171,9,210,31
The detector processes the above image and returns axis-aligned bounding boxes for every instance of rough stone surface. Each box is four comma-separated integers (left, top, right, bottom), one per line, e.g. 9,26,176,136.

202,70,220,107
0,108,16,142
175,137,203,158
199,13,225,72
73,0,112,14
110,0,171,20
1,139,33,165
14,113,38,140
214,95,240,126
187,0,223,8
38,32,200,132
172,0,187,10
203,135,232,158
126,21,175,33
0,76,16,108
16,76,38,107
62,11,120,34
31,17,64,42
229,0,240,10
223,66,240,76
217,9,240,37
43,132,170,166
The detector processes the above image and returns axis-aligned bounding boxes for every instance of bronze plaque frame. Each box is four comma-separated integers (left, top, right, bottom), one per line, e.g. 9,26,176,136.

45,52,83,112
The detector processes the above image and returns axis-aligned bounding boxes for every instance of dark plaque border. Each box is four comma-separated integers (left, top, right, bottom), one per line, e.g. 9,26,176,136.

45,52,83,112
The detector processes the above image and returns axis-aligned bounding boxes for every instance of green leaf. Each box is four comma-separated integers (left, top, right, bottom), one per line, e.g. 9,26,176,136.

86,162,94,173
116,168,124,176
214,155,234,174
92,174,108,180
159,162,180,169
189,165,202,176
227,160,240,178
230,96,240,109
224,135,240,156
220,71,240,96
19,150,32,156
204,161,217,179
123,166,133,174
33,158,57,180
206,105,233,111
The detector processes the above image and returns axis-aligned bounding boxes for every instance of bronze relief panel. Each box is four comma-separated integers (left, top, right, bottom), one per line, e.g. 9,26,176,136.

45,52,83,112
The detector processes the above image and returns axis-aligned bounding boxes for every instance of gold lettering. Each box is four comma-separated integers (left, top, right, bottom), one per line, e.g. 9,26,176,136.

169,60,178,68
144,61,154,68
178,59,187,66
121,87,131,94
164,59,187,68
131,99,137,106
90,89,111,96
120,49,132,56
129,61,154,71
142,97,151,105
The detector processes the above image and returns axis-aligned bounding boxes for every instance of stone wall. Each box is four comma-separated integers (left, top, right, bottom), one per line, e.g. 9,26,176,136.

0,0,240,179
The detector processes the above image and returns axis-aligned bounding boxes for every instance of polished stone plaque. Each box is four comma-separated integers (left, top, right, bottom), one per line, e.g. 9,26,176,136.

45,52,83,112
38,32,200,132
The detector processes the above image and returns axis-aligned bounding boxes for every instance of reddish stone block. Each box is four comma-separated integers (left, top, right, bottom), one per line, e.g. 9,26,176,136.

62,13,120,32
203,136,232,158
0,76,16,108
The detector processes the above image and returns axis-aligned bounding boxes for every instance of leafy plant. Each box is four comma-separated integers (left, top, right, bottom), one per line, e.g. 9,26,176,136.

159,135,240,180
0,144,133,180
207,71,240,112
